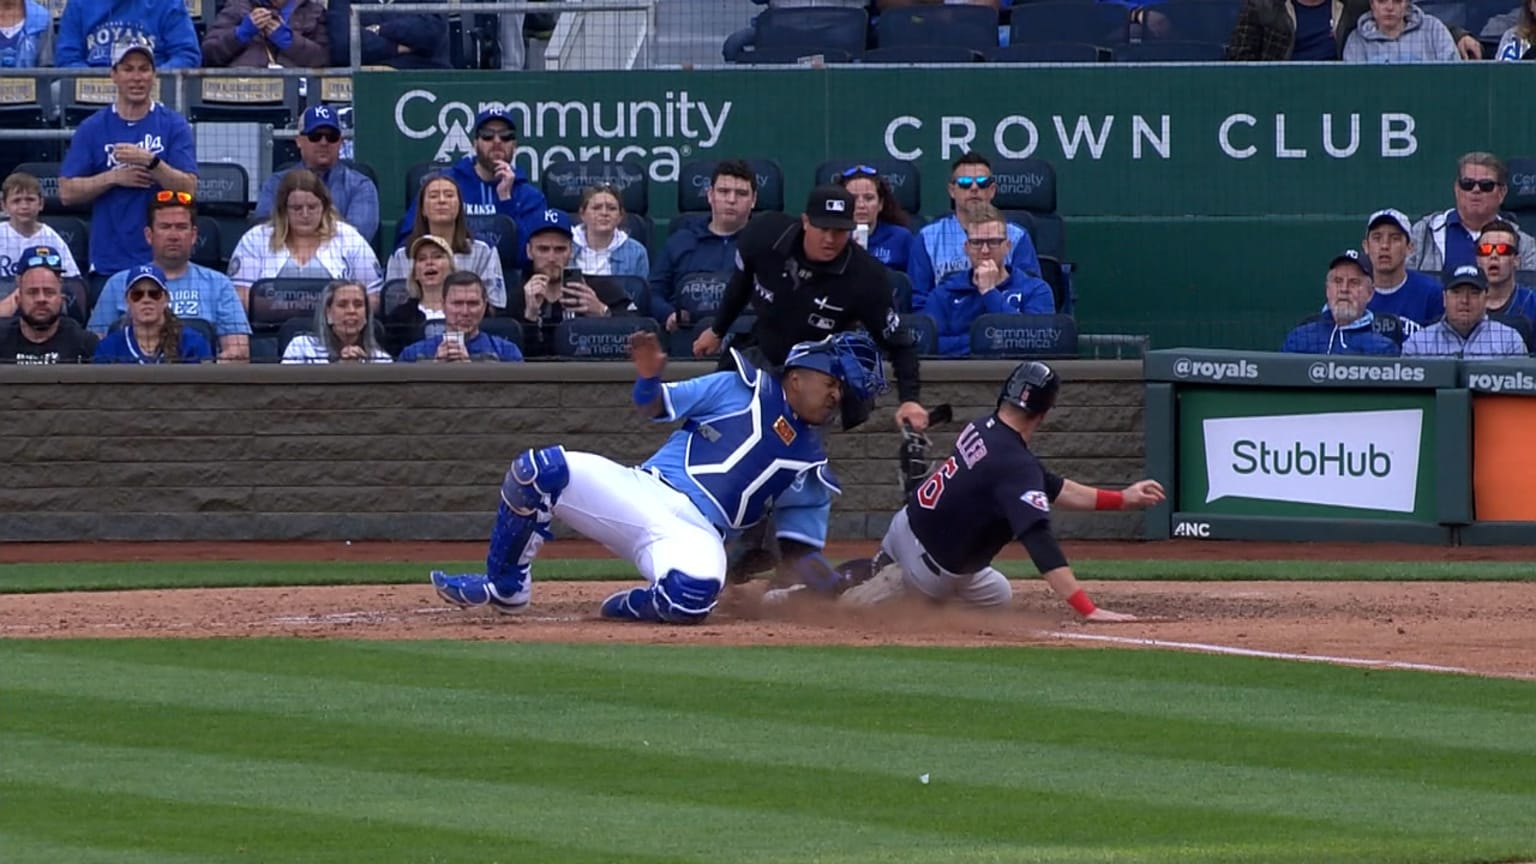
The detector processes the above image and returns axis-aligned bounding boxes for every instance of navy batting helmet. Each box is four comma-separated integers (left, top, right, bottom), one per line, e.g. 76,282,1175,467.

998,361,1059,415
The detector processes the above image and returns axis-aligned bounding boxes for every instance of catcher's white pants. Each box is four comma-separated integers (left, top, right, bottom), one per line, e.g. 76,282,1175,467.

845,506,1011,607
553,451,728,587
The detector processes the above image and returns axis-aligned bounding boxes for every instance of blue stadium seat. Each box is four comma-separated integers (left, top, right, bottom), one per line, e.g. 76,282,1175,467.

195,162,252,268
672,270,732,324
1113,40,1227,61
986,42,1105,62
1009,2,1130,46
728,7,869,63
478,317,525,349
864,44,983,63
876,5,999,50
1139,0,1242,44
191,217,223,269
185,77,302,126
39,215,88,273
1039,255,1075,315
380,278,411,318
888,269,914,314
899,312,939,356
404,160,453,208
1503,157,1536,228
968,313,1079,358
676,158,784,214
247,277,331,330
584,274,650,318
814,158,922,215
542,159,649,215
554,316,661,359
990,158,1066,259
467,214,520,276
0,76,59,174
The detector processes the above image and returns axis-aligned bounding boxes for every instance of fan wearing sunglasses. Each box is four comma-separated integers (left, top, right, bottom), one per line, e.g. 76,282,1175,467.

1406,151,1536,274
0,247,98,365
834,165,915,275
92,264,214,364
255,105,379,243
1474,220,1536,327
201,0,329,68
908,150,1040,313
927,204,1055,357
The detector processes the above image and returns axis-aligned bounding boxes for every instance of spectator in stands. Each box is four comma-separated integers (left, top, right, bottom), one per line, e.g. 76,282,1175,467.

1402,265,1528,356
57,0,200,67
1475,220,1536,324
1228,0,1480,59
651,159,756,334
517,209,637,357
384,173,506,310
92,264,214,362
1342,0,1458,61
230,168,382,305
257,106,377,243
836,165,915,275
59,42,197,278
925,204,1054,357
0,0,54,68
399,270,523,362
87,191,251,362
328,0,448,68
393,109,548,266
0,173,82,310
1495,0,1534,59
1282,250,1400,355
908,151,1040,313
1360,208,1443,325
282,279,392,363
202,0,329,67
382,233,454,355
1408,153,1536,273
0,247,97,364
573,184,649,279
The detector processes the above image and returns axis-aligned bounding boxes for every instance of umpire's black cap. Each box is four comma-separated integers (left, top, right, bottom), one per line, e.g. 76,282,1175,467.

804,185,857,231
998,361,1059,415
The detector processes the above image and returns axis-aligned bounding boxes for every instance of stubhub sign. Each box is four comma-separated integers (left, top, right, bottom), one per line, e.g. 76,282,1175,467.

1203,409,1423,513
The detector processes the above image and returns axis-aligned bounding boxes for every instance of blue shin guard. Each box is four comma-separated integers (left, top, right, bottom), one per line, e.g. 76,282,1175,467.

600,570,721,625
503,446,570,515
486,446,569,595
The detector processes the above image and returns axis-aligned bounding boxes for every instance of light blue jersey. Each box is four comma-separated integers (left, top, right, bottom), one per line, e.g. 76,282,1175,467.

88,262,250,337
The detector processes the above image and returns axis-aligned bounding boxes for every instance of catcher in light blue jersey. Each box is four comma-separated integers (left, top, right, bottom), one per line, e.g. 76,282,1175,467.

429,329,888,624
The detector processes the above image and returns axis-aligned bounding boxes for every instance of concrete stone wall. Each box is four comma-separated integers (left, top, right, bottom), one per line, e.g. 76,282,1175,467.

0,360,1146,542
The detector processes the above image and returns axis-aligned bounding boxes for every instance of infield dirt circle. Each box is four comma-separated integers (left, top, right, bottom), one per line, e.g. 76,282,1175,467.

3,540,1533,681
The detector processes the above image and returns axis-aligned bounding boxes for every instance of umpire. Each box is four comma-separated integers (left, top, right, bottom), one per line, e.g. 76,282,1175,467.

692,184,930,431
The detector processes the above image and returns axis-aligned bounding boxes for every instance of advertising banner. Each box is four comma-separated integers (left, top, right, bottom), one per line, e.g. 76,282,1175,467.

1471,395,1536,521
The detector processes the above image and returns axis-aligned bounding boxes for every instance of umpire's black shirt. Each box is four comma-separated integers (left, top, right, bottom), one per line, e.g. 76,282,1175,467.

709,211,921,404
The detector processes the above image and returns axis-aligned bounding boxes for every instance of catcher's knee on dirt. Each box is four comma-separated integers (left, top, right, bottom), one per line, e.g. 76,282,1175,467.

654,569,721,624
503,446,570,515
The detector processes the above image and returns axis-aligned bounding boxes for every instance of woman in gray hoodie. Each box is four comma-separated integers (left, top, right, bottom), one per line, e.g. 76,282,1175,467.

1342,0,1458,61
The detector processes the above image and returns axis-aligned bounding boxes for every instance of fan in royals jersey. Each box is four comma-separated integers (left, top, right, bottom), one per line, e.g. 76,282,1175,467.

428,329,888,625
797,361,1166,621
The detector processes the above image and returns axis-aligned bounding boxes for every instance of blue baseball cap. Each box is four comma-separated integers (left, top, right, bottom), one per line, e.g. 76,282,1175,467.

473,108,518,136
19,245,64,274
1327,248,1373,277
126,263,169,293
301,104,342,135
1444,264,1489,291
527,208,573,240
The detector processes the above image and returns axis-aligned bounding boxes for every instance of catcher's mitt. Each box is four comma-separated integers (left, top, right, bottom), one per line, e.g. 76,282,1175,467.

899,403,953,495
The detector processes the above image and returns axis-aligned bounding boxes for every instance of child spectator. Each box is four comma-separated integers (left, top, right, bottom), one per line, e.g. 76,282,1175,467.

201,0,330,68
1342,0,1458,61
56,0,201,67
0,172,83,319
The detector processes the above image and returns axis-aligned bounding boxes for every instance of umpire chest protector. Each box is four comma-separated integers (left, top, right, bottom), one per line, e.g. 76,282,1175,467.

679,349,838,529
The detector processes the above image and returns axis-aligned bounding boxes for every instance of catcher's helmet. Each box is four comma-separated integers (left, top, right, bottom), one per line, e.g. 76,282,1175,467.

997,360,1059,415
784,331,889,430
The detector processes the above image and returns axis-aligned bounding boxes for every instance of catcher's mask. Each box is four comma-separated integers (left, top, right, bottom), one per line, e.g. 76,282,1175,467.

783,332,889,430
997,360,1059,415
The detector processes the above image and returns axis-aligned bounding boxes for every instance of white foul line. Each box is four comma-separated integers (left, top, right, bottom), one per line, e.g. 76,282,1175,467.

1037,630,1480,676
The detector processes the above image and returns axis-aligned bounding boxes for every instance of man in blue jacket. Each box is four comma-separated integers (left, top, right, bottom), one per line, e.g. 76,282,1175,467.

1281,250,1400,355
925,204,1054,356
328,0,449,68
650,159,757,332
393,108,548,270
908,150,1041,312
56,0,201,67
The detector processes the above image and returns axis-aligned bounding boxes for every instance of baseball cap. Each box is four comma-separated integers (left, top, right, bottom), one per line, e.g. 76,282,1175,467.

526,208,573,240
301,104,342,135
804,185,857,231
409,234,455,259
126,263,169,293
1327,248,1373,277
473,108,518,136
19,245,64,275
1444,264,1489,291
1366,208,1412,236
111,40,155,68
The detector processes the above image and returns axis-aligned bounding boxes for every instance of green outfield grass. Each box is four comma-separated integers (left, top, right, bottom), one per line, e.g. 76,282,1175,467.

1,639,1532,864
2,558,1534,593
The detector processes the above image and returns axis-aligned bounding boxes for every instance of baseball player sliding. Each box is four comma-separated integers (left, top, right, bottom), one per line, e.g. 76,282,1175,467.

794,360,1165,621
429,330,888,625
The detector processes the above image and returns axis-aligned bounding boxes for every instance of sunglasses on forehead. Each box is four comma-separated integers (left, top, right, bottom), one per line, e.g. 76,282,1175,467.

477,129,516,142
154,190,194,204
840,164,878,178
953,175,994,190
1478,241,1518,256
1458,177,1501,192
306,129,341,144
23,251,61,269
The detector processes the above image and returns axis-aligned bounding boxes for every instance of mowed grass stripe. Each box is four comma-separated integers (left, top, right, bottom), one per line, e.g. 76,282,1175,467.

0,831,233,864
5,644,1534,849
3,557,1536,593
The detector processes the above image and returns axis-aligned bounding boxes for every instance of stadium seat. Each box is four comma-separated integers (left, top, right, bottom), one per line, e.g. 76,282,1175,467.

195,162,253,268
888,269,914,314
1009,2,1130,46
541,159,649,215
1139,0,1241,44
15,161,81,216
1039,255,1075,315
673,270,732,324
553,316,662,359
185,77,302,126
863,45,984,63
404,160,453,208
467,214,520,275
585,274,650,318
986,42,1105,62
39,215,89,273
111,314,218,352
1492,313,1536,353
1114,40,1227,61
676,158,785,214
478,316,525,348
0,76,59,174
875,5,999,50
380,278,411,317
273,317,389,358
1502,157,1536,227
58,75,167,127
813,158,922,216
899,312,939,356
191,217,223,269
990,158,1066,259
738,47,860,64
968,312,1079,358
726,7,869,63
247,277,331,331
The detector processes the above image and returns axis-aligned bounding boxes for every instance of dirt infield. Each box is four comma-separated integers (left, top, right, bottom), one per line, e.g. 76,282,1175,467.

2,540,1533,680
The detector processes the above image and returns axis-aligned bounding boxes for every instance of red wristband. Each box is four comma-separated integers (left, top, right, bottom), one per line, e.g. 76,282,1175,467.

1095,489,1124,511
1067,589,1097,617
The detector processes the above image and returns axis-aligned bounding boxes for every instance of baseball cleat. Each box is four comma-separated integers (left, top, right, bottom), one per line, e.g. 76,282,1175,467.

599,586,662,622
430,571,530,614
760,584,807,607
